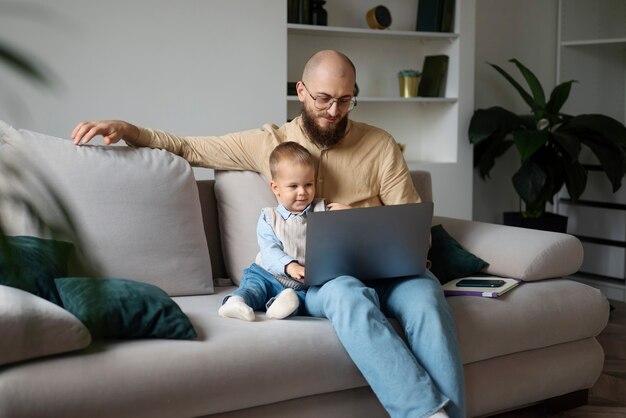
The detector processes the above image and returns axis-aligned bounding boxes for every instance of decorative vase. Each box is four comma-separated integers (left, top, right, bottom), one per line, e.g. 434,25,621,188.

311,0,327,26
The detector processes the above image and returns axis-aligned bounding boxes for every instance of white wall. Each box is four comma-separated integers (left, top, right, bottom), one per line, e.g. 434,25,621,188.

5,1,548,222
0,0,285,179
473,0,559,223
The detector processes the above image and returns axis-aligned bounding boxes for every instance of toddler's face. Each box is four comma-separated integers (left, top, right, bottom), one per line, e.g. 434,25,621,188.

271,162,316,213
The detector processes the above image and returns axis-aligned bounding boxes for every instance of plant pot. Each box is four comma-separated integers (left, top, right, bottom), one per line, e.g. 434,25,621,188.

503,212,568,233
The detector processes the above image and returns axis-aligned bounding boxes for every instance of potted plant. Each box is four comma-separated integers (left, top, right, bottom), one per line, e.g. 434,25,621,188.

469,59,626,232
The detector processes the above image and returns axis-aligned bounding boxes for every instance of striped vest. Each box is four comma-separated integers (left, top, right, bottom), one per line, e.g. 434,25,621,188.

256,199,326,290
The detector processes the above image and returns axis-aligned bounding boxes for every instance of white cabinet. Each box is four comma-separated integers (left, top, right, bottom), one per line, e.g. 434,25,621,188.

286,0,476,220
556,0,626,302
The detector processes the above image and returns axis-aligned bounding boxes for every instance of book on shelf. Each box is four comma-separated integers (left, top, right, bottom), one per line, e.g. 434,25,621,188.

416,0,455,32
442,277,522,298
418,55,449,98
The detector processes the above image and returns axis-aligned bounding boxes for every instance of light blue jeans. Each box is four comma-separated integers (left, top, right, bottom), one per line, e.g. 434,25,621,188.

305,271,465,418
228,263,306,315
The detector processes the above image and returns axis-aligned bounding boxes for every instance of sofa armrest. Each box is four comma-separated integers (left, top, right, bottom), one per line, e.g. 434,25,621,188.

432,216,583,281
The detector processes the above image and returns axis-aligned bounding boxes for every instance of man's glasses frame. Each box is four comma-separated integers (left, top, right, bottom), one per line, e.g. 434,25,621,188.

301,82,357,112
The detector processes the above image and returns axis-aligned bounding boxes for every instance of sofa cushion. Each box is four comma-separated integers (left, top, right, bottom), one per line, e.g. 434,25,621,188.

0,279,608,417
0,236,73,306
0,286,367,417
428,224,489,284
55,277,197,339
0,121,213,296
448,279,610,364
0,284,91,366
214,171,276,284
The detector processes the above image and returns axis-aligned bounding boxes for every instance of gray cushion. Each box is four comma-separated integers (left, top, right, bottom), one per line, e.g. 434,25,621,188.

0,279,608,417
0,121,213,296
0,285,91,366
214,170,276,285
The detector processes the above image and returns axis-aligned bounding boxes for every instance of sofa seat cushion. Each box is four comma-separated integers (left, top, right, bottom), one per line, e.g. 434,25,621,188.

0,286,367,418
449,279,610,364
0,280,609,418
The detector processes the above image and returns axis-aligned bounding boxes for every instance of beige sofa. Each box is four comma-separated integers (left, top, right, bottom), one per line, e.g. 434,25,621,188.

0,122,610,418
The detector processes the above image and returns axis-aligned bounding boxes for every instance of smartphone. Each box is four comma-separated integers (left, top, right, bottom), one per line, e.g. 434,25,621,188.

456,279,505,288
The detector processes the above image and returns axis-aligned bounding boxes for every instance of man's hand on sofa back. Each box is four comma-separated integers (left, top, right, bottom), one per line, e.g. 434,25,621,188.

72,120,139,146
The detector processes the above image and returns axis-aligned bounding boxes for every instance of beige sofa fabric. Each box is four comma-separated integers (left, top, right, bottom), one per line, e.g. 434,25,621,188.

0,281,608,418
0,287,366,418
0,122,213,296
434,216,584,280
447,279,609,364
214,171,276,285
0,285,91,366
465,338,604,418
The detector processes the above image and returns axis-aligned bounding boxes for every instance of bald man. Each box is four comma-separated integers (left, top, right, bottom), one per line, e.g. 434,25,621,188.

72,50,465,418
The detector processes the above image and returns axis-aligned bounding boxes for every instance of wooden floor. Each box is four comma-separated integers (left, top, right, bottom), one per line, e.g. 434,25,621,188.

491,300,626,418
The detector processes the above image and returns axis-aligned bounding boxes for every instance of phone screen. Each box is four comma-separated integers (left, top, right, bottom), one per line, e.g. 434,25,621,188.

456,279,505,288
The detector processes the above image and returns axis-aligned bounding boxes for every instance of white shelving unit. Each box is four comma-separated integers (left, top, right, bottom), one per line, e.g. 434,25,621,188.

556,0,626,302
286,1,476,220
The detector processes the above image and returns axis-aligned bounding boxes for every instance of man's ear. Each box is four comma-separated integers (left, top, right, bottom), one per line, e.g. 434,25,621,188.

296,81,306,103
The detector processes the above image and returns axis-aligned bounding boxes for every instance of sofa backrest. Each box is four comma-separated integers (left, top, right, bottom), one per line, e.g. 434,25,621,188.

197,170,433,284
1,121,214,296
0,119,433,293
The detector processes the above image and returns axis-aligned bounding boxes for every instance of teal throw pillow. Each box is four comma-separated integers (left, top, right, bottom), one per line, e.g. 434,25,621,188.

0,236,73,306
428,224,489,284
55,277,198,340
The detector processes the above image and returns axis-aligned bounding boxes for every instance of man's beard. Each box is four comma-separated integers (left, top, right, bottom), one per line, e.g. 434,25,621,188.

301,105,349,149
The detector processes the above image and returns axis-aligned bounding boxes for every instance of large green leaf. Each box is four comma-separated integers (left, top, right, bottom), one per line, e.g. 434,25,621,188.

473,135,514,179
580,136,624,192
510,59,546,108
561,159,588,200
513,129,548,161
559,114,626,192
512,160,547,210
546,80,576,115
488,62,542,117
551,130,582,161
468,106,522,144
564,114,626,147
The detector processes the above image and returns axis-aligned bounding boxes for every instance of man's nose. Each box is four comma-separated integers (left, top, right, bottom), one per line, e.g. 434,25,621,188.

327,101,339,116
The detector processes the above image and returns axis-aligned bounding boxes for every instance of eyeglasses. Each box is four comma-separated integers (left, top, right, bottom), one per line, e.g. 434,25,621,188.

301,82,357,112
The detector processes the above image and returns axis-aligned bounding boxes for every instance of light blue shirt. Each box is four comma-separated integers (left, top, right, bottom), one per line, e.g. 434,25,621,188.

256,203,315,277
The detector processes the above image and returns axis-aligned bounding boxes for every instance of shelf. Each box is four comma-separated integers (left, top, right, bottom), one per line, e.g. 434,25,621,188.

287,23,458,41
561,37,626,48
287,95,457,104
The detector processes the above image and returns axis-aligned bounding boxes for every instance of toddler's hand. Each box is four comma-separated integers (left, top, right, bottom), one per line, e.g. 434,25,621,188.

327,202,351,211
285,261,305,282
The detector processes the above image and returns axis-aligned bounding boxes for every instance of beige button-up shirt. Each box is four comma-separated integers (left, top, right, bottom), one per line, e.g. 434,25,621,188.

136,115,420,208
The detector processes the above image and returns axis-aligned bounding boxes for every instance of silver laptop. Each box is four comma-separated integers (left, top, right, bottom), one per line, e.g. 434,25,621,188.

304,202,434,287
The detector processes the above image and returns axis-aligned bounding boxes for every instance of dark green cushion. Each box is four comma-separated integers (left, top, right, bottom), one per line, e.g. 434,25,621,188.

0,236,73,306
428,224,489,284
55,277,197,340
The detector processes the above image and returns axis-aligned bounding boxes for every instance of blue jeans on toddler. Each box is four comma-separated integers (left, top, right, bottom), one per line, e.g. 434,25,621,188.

228,263,306,315
305,271,465,418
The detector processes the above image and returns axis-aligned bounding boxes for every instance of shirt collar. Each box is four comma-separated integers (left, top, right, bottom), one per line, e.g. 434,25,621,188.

276,203,314,220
